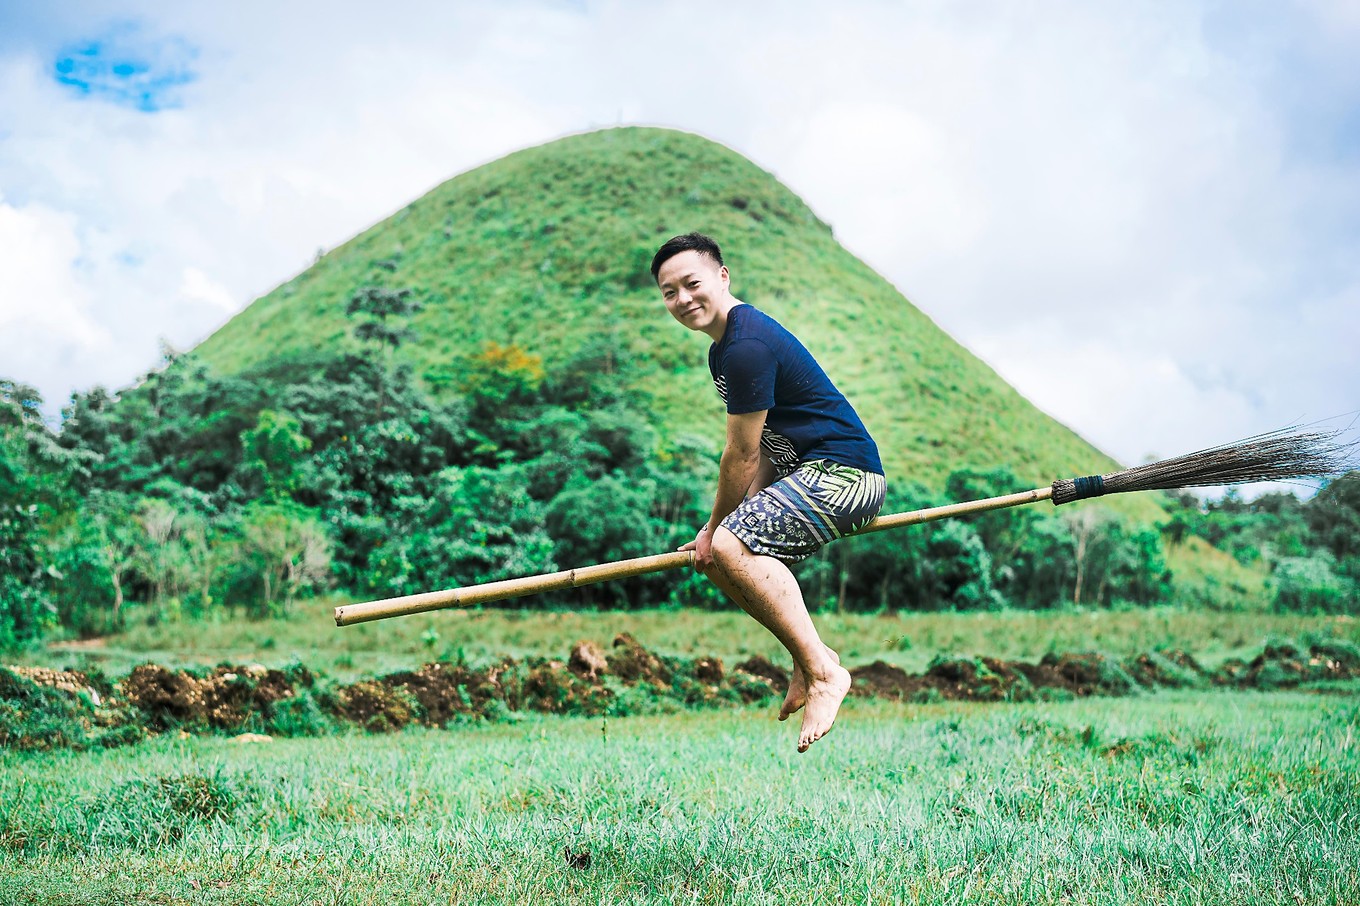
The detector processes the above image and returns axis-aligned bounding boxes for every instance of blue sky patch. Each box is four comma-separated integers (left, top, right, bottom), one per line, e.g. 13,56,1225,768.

53,22,197,112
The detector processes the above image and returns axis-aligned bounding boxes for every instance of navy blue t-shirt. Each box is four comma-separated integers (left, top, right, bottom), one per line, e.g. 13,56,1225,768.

708,304,883,477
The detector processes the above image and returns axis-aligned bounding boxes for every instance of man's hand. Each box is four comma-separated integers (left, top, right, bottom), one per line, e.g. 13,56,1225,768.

678,525,715,572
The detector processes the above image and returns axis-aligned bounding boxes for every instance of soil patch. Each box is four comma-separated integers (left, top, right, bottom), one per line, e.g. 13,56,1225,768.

10,635,1360,750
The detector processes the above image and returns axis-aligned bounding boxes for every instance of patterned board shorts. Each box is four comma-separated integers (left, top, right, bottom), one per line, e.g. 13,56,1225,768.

720,460,887,563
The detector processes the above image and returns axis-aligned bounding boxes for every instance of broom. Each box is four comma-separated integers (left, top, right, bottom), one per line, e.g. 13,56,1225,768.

334,428,1351,626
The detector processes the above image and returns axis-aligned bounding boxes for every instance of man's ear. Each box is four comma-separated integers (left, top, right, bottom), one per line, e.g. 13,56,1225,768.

719,265,730,287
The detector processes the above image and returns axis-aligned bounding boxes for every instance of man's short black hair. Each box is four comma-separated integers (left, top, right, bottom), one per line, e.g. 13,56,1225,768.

651,232,724,283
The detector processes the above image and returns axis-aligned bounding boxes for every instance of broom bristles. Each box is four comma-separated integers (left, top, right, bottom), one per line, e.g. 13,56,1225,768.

1051,428,1354,505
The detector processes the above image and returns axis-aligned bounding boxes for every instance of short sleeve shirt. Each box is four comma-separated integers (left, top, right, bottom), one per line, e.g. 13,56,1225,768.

708,304,883,477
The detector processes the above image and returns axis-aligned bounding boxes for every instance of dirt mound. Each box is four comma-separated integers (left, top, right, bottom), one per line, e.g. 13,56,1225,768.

12,633,1360,750
0,666,138,751
332,680,417,732
517,659,614,715
693,656,724,683
1036,652,1139,696
568,640,608,679
1123,650,1207,689
850,661,920,700
9,666,106,702
380,661,492,725
1217,641,1360,689
122,664,300,731
926,656,1036,702
853,655,1074,702
733,655,788,688
607,633,673,685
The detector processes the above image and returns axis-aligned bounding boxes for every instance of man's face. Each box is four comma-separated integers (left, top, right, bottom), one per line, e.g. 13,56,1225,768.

657,250,729,333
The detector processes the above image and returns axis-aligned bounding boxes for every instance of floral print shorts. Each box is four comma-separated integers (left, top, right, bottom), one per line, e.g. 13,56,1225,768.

720,460,886,563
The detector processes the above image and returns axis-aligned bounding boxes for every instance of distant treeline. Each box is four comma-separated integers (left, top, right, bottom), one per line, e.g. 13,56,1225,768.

2,292,1357,648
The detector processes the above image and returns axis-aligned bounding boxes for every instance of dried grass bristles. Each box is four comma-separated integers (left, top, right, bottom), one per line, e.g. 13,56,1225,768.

1051,429,1353,505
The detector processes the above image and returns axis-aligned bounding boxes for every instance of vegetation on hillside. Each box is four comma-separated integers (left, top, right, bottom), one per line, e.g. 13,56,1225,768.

190,127,1155,504
3,128,1354,649
3,314,1357,650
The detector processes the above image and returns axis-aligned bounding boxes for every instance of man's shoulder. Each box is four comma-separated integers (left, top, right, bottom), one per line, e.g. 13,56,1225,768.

729,303,791,342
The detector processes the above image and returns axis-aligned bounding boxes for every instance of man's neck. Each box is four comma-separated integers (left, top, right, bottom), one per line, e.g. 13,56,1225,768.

702,297,744,343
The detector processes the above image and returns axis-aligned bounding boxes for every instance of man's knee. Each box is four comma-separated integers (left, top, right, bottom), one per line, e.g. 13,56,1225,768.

710,526,753,570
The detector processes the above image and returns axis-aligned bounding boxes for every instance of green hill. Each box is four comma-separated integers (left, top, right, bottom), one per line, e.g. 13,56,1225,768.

194,126,1161,521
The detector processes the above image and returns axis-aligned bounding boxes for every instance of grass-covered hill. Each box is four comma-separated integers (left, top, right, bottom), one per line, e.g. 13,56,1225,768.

194,126,1159,520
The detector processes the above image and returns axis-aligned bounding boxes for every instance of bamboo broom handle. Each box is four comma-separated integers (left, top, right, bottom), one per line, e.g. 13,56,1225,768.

334,485,1054,626
857,486,1052,534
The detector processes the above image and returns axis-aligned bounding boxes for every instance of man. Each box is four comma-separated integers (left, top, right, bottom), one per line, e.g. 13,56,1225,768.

652,232,886,752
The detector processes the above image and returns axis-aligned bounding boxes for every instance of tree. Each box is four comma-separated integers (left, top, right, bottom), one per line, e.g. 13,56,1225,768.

544,473,665,606
0,379,45,427
0,380,69,648
1272,554,1351,613
1009,514,1077,609
1308,472,1360,567
362,464,555,599
919,520,1003,610
51,490,141,632
1064,508,1107,606
346,286,423,417
346,286,423,352
0,503,56,649
239,502,333,616
237,409,312,500
135,498,190,615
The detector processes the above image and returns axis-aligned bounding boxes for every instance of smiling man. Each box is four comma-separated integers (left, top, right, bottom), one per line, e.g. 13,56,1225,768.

652,232,886,752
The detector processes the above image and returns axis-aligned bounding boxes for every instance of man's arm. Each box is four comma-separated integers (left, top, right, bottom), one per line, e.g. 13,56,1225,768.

682,409,767,569
747,454,777,498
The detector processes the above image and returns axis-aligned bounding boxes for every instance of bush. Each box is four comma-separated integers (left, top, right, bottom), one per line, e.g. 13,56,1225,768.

0,666,138,751
76,770,255,848
1272,554,1356,613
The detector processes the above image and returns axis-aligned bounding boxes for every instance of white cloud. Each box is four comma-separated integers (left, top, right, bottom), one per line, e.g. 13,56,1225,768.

178,266,236,314
0,198,106,347
0,1,1355,478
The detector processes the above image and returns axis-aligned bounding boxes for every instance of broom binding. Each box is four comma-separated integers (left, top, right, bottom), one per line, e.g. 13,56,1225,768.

1052,474,1107,505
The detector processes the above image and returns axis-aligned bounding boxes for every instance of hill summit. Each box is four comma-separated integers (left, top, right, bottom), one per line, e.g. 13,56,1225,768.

194,126,1148,513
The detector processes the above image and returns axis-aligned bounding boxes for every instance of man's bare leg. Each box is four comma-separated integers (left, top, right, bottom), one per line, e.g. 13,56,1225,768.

698,563,839,721
705,527,852,752
779,648,841,722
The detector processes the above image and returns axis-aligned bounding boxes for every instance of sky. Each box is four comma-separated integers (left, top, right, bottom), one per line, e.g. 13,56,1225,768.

1,0,1357,478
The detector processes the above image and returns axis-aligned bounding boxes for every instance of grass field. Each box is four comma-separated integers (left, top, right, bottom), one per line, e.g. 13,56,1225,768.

22,603,1360,681
7,607,1359,904
4,689,1357,905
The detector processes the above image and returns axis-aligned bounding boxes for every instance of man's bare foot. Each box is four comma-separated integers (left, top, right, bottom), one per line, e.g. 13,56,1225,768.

779,647,841,721
797,664,852,752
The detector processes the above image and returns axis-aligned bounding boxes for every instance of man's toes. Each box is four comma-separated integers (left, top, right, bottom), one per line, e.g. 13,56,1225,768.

798,725,828,752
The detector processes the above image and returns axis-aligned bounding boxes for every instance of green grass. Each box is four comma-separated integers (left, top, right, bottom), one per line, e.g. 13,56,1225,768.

3,691,1357,904
20,603,1360,682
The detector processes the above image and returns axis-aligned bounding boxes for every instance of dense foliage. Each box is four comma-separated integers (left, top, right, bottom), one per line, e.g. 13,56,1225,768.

2,128,1354,646
4,298,1356,650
